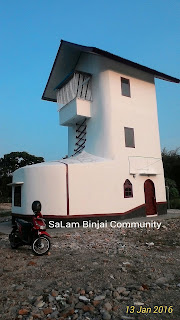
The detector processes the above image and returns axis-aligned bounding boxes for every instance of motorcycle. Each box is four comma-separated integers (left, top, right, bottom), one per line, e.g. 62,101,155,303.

9,201,51,256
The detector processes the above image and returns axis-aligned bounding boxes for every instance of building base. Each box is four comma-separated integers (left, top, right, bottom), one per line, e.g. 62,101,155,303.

12,202,167,226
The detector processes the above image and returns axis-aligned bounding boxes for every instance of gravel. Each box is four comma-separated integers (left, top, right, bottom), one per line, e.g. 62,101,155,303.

0,215,180,319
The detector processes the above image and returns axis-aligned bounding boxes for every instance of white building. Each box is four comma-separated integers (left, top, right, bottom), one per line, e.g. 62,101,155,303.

11,40,180,221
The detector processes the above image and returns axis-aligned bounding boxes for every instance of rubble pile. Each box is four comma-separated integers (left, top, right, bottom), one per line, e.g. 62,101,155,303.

0,219,179,319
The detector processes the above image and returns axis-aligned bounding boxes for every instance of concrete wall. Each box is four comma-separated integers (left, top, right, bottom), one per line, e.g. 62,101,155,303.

12,52,166,218
68,53,162,159
60,98,91,126
68,160,166,216
12,163,67,216
11,157,166,217
67,52,166,205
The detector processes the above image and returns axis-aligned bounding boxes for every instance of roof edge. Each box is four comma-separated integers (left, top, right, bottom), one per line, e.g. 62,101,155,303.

42,40,180,102
92,47,180,83
42,40,64,101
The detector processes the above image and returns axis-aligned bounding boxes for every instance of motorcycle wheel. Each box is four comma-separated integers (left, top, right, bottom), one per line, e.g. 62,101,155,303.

32,235,51,256
9,232,20,249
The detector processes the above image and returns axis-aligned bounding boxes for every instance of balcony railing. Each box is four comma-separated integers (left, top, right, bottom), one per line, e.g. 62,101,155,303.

56,71,92,109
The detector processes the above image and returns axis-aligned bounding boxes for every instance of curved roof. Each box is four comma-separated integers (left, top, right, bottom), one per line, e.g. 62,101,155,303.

14,152,110,171
42,40,180,102
58,151,110,164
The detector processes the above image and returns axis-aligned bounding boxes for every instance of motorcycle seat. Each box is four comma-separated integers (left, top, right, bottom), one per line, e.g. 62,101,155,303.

16,219,33,229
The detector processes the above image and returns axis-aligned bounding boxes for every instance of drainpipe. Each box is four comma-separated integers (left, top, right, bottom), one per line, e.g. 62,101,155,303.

61,162,69,216
165,186,170,209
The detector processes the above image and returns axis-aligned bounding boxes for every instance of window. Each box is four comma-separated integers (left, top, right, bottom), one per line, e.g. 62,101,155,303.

124,179,133,198
124,127,135,148
14,186,21,207
121,77,130,97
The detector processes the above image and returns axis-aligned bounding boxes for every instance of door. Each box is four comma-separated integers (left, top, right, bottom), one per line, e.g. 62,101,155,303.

144,179,157,216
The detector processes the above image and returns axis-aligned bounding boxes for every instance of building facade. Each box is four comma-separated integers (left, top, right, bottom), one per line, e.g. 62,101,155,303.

11,41,180,220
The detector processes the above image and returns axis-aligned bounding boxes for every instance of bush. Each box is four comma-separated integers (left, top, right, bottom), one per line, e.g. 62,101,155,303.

165,178,180,200
170,198,180,209
0,196,12,203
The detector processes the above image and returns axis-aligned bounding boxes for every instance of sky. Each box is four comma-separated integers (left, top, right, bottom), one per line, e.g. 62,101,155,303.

0,0,179,161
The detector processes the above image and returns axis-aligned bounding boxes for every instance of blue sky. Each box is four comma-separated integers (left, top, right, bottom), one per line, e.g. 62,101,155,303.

0,0,179,161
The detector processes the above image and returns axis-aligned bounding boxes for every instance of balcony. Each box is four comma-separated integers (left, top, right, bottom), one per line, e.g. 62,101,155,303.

56,71,92,126
59,98,91,126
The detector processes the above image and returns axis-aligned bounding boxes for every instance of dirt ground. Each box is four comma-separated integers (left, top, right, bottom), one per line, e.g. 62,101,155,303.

0,203,11,211
0,203,11,222
0,204,180,320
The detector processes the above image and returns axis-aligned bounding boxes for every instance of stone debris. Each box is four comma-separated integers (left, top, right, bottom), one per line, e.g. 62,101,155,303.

94,295,106,301
145,242,154,247
79,295,90,303
18,309,29,315
116,287,126,294
0,218,179,319
102,310,111,319
122,262,131,267
120,266,127,273
104,301,112,311
155,277,169,286
133,301,144,306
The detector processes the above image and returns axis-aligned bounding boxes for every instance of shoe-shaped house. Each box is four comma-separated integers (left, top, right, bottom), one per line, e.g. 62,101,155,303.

11,40,180,221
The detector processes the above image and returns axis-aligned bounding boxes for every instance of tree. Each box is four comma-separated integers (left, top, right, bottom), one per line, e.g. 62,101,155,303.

165,178,179,200
0,152,44,202
162,147,180,195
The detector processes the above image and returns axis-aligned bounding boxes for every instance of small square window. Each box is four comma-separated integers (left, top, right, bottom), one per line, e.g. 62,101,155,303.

14,186,21,207
124,127,135,148
121,77,131,97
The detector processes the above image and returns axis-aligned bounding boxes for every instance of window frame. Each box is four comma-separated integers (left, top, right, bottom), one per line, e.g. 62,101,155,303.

124,179,133,198
14,186,22,207
121,77,131,97
124,127,135,148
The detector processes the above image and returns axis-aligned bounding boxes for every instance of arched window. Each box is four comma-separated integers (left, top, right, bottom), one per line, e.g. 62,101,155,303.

124,179,133,198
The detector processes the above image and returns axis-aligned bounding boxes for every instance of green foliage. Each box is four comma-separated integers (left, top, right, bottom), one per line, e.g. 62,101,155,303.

0,176,12,202
165,178,180,200
170,198,180,209
0,151,44,202
0,151,44,177
162,147,180,195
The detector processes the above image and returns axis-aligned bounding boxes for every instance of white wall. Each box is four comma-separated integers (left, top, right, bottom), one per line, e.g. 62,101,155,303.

68,160,166,216
68,161,120,215
12,163,67,216
12,157,166,217
108,68,161,159
68,53,113,158
73,52,162,160
12,52,166,218
67,52,166,205
60,98,91,126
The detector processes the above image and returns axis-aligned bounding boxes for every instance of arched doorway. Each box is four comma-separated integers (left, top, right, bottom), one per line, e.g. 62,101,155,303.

144,179,157,216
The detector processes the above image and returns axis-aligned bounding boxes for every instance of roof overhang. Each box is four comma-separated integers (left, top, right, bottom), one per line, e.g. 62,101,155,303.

42,40,180,103
7,182,24,186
